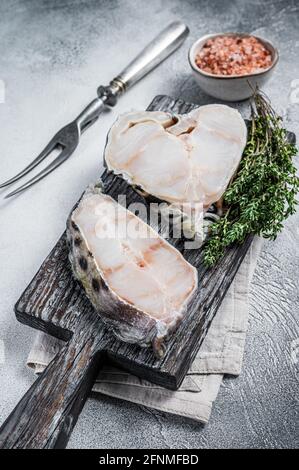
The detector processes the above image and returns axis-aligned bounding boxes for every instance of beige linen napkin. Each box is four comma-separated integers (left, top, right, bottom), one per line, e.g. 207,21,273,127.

27,238,262,423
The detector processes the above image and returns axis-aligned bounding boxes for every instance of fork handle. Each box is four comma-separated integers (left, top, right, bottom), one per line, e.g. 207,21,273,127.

98,22,189,104
117,21,189,89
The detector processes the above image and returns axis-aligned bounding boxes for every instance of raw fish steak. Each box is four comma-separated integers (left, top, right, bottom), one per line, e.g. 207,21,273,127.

104,105,247,209
67,184,198,357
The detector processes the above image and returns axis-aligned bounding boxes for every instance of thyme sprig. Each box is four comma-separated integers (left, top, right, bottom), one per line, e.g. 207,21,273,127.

204,91,299,267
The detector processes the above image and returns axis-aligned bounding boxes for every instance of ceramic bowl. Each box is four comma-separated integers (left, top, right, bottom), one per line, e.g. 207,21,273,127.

188,33,279,101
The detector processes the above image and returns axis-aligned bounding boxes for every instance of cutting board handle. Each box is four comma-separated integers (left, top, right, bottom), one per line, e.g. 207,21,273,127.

0,326,105,449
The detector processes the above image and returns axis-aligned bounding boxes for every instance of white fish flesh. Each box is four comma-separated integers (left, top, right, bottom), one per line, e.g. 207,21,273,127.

104,105,247,209
67,184,198,357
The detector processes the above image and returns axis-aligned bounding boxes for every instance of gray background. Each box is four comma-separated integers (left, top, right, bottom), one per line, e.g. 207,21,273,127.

0,0,298,449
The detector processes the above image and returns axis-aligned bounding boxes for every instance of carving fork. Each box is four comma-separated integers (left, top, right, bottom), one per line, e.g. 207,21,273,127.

0,22,189,198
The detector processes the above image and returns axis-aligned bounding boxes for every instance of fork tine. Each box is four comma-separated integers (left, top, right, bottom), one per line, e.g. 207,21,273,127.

0,138,58,189
5,147,74,198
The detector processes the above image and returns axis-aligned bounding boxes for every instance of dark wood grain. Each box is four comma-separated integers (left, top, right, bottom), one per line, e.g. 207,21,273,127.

0,312,107,449
0,95,254,449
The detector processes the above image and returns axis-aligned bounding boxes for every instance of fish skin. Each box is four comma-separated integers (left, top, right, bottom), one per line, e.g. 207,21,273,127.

67,183,197,357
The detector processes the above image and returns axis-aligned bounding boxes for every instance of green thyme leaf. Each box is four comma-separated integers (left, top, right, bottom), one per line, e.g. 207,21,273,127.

204,90,299,267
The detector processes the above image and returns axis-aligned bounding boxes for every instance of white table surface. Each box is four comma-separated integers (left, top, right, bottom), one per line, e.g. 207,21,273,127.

0,0,298,449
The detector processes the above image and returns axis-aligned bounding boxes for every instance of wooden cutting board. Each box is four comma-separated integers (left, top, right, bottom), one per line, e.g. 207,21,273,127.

0,95,254,449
